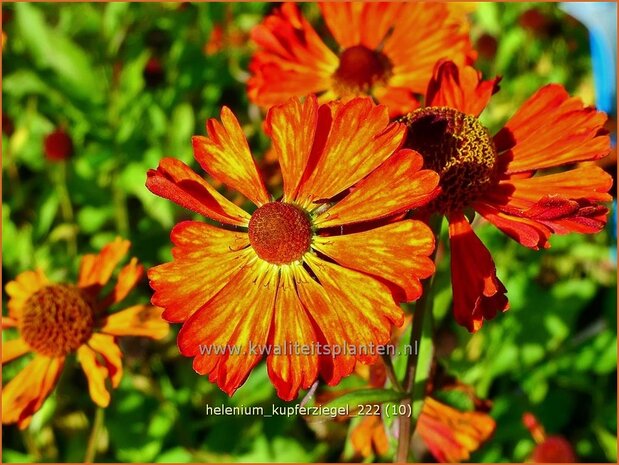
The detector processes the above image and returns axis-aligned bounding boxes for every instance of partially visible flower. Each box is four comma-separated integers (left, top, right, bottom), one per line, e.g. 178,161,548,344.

401,59,612,331
416,397,495,462
248,3,475,116
2,238,168,429
523,412,577,463
44,128,73,162
339,360,495,462
143,57,165,88
146,96,440,399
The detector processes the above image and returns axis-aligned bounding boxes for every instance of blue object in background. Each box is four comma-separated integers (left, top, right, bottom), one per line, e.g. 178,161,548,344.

561,3,617,264
561,2,617,116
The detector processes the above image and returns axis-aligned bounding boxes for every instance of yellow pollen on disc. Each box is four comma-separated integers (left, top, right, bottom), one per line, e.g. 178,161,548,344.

248,202,313,265
20,284,95,357
400,107,499,213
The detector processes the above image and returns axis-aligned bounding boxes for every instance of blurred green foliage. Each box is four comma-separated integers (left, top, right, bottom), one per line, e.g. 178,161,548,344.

2,2,616,463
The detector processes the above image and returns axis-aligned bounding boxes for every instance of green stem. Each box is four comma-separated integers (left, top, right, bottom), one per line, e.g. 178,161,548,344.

53,162,77,259
395,215,442,463
84,407,104,463
112,174,129,236
381,353,403,392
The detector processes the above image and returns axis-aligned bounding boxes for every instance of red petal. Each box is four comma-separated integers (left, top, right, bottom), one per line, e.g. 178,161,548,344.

448,213,508,332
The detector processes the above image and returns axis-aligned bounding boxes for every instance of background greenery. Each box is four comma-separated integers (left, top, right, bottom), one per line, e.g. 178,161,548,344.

2,2,616,463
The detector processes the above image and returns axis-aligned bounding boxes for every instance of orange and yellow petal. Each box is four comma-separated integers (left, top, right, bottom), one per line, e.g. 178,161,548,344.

314,220,435,302
319,2,404,50
77,237,130,293
146,157,250,227
77,345,111,408
87,333,123,388
100,257,143,308
5,268,49,321
314,149,439,228
373,85,421,118
2,355,64,429
2,338,31,365
264,95,319,201
248,3,338,106
448,213,508,332
266,268,319,401
383,3,476,94
292,266,357,386
297,98,405,205
148,221,253,323
425,60,499,117
99,305,168,340
304,254,404,364
192,107,271,206
350,414,390,459
494,84,610,174
178,258,276,396
417,397,496,463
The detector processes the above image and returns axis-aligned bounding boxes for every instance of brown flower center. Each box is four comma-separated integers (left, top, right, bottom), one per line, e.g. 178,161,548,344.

333,45,392,95
20,285,95,357
400,107,499,213
248,202,312,265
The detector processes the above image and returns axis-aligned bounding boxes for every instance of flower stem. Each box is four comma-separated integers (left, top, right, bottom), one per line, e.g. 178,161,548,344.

381,353,403,392
395,215,442,463
84,406,105,463
53,162,77,260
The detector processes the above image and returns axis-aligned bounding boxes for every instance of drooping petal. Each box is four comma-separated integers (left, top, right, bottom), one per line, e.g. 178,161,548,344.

99,305,169,340
266,268,319,401
425,60,499,117
292,266,357,386
248,3,339,106
78,237,130,294
474,201,553,250
448,213,508,332
5,268,49,321
494,84,610,173
476,166,612,248
87,333,123,388
304,254,404,364
178,258,277,396
2,355,63,429
264,95,319,201
383,3,476,94
297,98,405,206
148,221,254,323
2,338,31,365
319,2,405,50
193,107,271,206
146,157,250,227
314,149,439,227
77,345,111,408
313,220,435,302
417,397,496,463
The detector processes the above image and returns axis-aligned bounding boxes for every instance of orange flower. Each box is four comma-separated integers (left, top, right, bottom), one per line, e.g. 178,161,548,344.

348,359,495,462
2,238,169,429
248,3,475,116
416,397,496,462
401,60,613,332
146,96,440,400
